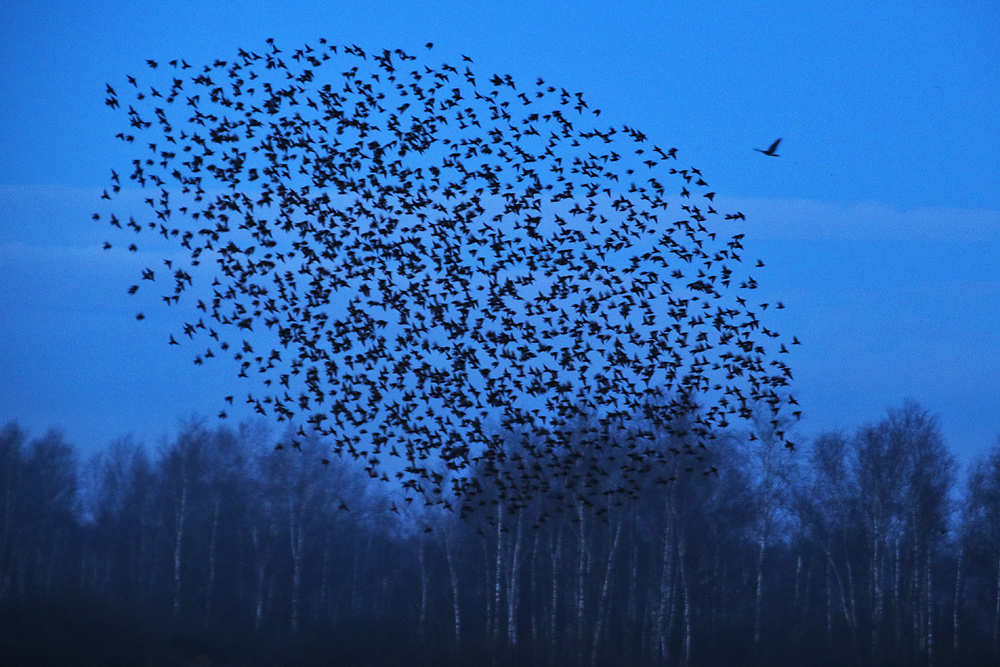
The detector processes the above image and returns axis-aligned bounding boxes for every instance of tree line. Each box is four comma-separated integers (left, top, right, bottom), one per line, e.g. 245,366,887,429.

2,400,1000,666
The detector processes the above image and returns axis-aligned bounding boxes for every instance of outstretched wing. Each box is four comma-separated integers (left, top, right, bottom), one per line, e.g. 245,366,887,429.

753,138,782,155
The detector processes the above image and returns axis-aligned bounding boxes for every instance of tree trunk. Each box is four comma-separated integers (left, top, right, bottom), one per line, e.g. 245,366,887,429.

894,538,903,650
575,504,589,661
793,553,802,622
444,527,462,646
754,533,766,655
826,557,833,642
657,507,675,661
418,534,429,642
953,543,963,655
821,540,859,657
529,528,539,647
288,492,304,634
994,549,1000,655
481,524,496,642
204,494,220,624
925,546,933,666
506,513,523,647
871,519,883,663
250,519,276,631
590,517,622,667
678,527,691,667
494,518,503,644
319,531,330,620
548,524,564,664
172,473,188,616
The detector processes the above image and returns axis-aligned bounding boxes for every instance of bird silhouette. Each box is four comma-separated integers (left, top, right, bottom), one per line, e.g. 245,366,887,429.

754,138,782,157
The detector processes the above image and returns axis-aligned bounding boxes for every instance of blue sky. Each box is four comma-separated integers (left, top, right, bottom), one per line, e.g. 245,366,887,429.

1,0,998,469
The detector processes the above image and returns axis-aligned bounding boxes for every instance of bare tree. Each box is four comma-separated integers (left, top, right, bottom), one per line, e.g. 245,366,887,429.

796,431,862,654
0,423,27,603
80,436,156,602
848,402,955,664
965,437,1000,657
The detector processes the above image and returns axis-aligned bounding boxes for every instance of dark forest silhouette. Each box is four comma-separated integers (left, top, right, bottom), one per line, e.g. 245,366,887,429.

3,401,1000,666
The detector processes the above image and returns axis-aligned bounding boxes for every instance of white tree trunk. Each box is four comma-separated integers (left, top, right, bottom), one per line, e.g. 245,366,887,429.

288,492,304,634
590,517,622,667
443,527,462,645
171,473,187,616
505,514,523,646
418,534,429,642
204,494,220,623
754,533,766,651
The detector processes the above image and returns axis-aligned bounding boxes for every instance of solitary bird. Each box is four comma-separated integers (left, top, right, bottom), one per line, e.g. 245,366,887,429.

754,138,782,157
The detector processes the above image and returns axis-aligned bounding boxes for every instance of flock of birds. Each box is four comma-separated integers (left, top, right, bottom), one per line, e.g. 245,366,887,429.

97,40,797,517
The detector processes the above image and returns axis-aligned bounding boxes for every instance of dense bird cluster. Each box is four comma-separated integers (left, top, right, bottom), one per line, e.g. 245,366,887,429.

97,39,798,516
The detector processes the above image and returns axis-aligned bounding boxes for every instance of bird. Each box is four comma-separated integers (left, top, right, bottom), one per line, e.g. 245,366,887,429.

754,138,782,157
